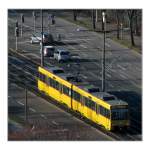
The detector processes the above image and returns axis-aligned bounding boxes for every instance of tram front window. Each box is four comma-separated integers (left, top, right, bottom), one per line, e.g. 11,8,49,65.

111,108,128,120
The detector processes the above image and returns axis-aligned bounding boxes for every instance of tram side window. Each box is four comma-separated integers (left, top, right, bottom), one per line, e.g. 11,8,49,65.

80,96,85,105
52,80,59,90
48,77,60,91
39,72,46,82
99,105,110,118
54,80,60,90
63,85,70,96
48,77,53,87
73,91,81,102
84,97,95,110
105,109,110,118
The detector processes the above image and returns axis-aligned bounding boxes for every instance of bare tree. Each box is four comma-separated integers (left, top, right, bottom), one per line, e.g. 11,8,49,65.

127,10,137,46
115,10,125,39
92,10,96,30
134,10,142,36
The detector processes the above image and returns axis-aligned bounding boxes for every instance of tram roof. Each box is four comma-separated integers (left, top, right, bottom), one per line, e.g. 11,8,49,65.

43,66,128,106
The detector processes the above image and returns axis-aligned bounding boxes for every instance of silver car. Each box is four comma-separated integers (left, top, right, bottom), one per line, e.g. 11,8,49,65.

54,49,70,62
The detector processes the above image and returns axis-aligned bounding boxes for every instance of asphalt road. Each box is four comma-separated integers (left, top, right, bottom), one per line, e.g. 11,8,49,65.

8,10,142,138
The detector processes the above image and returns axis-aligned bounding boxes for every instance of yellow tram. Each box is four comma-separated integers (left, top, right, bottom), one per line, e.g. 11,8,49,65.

38,66,130,130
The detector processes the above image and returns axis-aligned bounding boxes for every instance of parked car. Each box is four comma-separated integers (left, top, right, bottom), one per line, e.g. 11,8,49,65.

41,46,55,57
54,49,70,62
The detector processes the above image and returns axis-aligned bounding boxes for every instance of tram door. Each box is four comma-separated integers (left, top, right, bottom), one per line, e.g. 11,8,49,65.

105,109,111,130
86,97,93,120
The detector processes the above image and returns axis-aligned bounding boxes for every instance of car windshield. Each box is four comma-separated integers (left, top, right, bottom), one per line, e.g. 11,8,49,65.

103,96,115,101
88,88,100,93
53,69,64,74
66,76,77,81
47,48,54,51
60,51,69,55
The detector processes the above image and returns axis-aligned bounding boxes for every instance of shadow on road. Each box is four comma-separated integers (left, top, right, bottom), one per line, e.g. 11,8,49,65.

8,106,25,114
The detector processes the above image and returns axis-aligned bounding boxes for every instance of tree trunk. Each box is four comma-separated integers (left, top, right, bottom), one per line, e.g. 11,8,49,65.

130,19,135,46
135,14,139,35
73,10,77,21
116,11,120,39
92,10,96,30
128,10,136,46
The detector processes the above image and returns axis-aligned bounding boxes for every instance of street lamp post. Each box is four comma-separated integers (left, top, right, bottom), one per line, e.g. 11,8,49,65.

48,14,51,34
41,9,44,67
33,11,36,33
92,10,96,30
102,11,106,92
120,23,123,40
20,14,23,37
96,9,98,22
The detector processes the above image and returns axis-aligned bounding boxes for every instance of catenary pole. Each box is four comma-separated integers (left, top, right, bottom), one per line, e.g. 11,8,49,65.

102,11,106,92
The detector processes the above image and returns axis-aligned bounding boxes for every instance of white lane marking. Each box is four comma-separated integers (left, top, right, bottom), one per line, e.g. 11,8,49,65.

88,72,101,80
131,81,141,89
106,73,111,78
17,101,24,106
117,64,126,71
111,69,116,73
80,44,87,49
64,43,76,50
40,114,47,119
63,38,92,42
81,75,88,79
105,43,111,48
81,53,88,57
23,24,31,28
109,84,114,88
29,53,41,58
52,120,59,125
29,108,36,112
69,33,74,36
120,74,127,79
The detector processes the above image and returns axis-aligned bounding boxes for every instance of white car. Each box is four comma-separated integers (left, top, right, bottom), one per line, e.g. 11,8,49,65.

30,36,41,44
54,49,70,62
